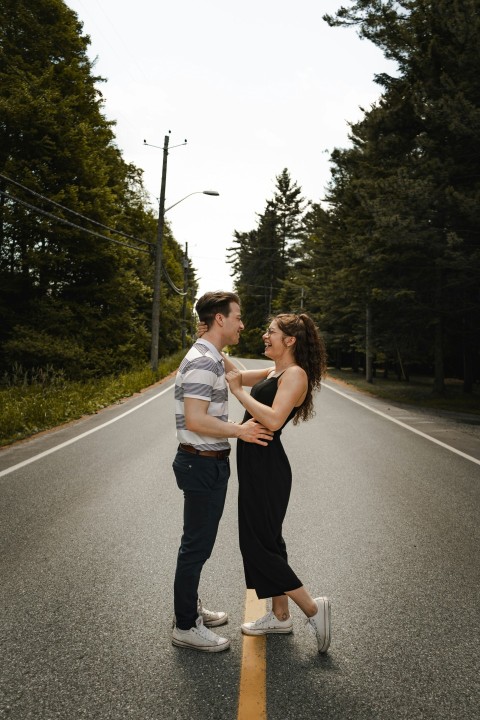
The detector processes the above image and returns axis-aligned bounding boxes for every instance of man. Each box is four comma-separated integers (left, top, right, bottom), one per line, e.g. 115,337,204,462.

172,291,273,652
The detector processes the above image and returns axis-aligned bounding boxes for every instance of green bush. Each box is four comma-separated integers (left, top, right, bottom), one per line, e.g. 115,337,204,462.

0,351,184,447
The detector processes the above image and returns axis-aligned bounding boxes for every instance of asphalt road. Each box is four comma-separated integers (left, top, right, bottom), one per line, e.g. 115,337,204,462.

1,361,479,720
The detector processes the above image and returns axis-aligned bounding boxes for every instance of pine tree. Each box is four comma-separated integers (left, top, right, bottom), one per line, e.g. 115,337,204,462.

322,0,480,392
270,168,307,271
228,170,308,353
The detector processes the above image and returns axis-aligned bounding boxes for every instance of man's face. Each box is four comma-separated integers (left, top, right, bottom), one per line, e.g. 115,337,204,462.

221,302,244,345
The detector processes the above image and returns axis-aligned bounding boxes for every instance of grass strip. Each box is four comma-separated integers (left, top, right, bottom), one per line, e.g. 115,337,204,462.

327,368,480,416
0,351,184,447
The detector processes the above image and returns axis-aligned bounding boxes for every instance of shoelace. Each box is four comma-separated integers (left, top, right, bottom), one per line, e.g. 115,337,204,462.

250,611,275,627
198,626,212,639
195,620,219,641
304,616,317,636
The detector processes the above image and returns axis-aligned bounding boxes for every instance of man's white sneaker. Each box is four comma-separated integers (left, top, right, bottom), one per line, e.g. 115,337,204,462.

241,610,293,636
305,596,331,653
172,616,230,652
198,598,228,627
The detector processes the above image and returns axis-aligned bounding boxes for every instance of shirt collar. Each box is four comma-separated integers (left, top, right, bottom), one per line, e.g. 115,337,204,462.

195,338,223,362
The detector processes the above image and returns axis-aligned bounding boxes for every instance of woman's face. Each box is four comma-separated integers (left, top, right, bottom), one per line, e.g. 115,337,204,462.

262,319,287,359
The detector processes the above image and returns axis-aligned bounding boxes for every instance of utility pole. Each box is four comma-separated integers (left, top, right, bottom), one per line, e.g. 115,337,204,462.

181,242,189,349
190,286,195,339
150,134,169,370
366,303,373,383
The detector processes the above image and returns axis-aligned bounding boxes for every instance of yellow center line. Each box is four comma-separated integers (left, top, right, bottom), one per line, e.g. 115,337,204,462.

237,590,267,720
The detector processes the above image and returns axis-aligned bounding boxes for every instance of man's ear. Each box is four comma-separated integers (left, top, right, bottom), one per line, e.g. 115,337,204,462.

214,312,224,327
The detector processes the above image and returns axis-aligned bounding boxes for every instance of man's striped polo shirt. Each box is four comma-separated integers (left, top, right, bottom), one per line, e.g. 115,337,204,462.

175,338,230,451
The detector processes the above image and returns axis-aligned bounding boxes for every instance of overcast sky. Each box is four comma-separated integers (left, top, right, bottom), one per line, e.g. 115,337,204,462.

65,0,395,298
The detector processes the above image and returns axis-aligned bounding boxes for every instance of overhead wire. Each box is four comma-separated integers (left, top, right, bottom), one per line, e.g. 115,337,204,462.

0,189,150,254
1,183,188,294
162,264,186,296
0,173,154,248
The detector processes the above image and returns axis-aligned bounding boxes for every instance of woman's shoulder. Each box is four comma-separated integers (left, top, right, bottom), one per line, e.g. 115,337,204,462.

279,365,307,382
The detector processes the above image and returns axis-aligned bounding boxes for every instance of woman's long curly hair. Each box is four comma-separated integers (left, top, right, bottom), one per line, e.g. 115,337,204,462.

274,312,327,425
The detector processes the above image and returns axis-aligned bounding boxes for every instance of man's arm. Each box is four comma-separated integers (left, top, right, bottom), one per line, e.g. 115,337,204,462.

184,397,273,445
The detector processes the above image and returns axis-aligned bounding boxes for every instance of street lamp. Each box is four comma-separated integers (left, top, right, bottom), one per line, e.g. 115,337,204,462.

165,190,219,213
149,134,219,370
181,242,189,350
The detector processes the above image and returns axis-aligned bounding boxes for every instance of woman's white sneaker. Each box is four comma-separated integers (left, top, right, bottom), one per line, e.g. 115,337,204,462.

172,616,230,652
241,610,293,636
305,596,331,653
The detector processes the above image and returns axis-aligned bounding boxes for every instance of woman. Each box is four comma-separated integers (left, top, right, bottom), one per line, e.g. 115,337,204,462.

224,313,331,653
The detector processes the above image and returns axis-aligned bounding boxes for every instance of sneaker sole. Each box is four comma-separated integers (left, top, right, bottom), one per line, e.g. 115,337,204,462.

241,624,293,636
203,615,228,628
316,597,331,653
172,637,230,652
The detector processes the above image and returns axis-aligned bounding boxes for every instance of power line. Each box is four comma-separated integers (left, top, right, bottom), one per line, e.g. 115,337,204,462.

240,283,284,291
162,264,186,296
0,190,150,254
1,180,192,291
0,176,206,297
0,173,154,248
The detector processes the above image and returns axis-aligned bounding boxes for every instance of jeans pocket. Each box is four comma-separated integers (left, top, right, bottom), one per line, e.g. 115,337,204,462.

173,455,230,493
173,455,193,473
173,455,194,490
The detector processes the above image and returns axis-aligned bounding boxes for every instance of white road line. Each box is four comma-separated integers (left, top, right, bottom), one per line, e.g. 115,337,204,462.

323,381,480,467
7,371,475,478
0,383,175,479
234,359,249,371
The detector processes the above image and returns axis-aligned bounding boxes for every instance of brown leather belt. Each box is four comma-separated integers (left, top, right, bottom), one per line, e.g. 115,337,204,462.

178,443,230,460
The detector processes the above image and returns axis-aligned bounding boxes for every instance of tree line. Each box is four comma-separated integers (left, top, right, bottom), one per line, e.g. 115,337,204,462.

2,0,479,394
229,1,480,394
0,0,196,381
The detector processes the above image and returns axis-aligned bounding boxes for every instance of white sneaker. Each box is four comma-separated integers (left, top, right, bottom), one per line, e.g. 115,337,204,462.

198,598,228,627
172,616,230,652
305,597,331,653
241,610,293,636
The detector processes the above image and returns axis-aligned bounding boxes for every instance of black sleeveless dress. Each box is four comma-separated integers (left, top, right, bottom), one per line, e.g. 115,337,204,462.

237,374,303,599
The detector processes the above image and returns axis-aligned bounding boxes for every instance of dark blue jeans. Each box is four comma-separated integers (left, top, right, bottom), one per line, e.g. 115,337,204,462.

173,449,230,630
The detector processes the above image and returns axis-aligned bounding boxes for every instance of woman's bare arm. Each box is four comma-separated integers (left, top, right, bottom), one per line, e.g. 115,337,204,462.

226,366,307,431
222,354,271,387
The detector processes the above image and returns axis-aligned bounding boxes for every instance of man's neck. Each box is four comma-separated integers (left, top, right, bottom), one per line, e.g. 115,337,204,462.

198,331,224,353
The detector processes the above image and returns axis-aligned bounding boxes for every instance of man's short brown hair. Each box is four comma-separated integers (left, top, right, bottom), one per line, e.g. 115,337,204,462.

196,291,240,329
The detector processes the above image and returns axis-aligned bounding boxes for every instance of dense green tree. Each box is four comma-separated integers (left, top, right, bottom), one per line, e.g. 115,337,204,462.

320,0,480,392
228,216,281,355
0,0,189,377
228,170,307,354
269,168,307,269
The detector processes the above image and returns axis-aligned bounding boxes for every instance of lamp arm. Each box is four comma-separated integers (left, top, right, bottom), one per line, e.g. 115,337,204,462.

164,192,201,214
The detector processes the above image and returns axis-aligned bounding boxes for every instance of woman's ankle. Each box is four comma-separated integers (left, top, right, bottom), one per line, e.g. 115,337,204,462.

305,600,318,618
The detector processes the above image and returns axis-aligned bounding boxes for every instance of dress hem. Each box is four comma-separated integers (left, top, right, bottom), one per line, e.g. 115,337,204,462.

246,581,303,600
